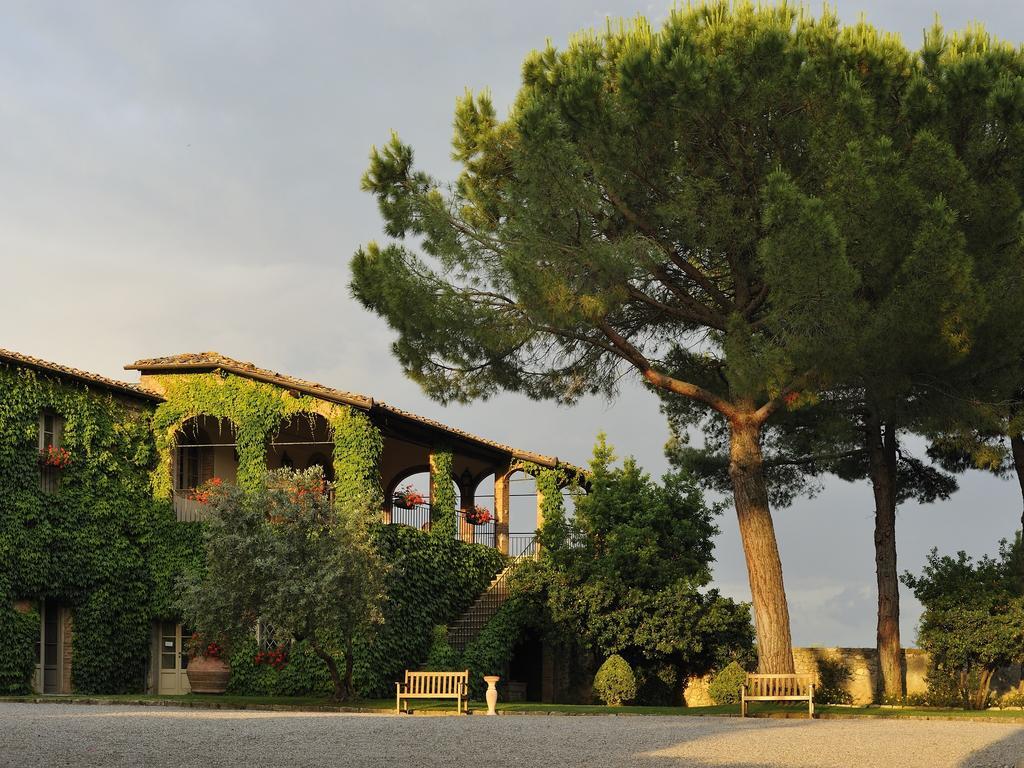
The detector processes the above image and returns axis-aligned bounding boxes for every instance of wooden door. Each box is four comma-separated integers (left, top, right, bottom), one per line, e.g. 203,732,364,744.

157,622,191,695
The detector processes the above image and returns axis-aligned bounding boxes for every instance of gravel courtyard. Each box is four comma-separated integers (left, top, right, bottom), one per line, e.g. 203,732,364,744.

1,703,1023,768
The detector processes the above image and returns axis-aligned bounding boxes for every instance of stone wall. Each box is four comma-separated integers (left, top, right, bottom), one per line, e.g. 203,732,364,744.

684,647,1023,707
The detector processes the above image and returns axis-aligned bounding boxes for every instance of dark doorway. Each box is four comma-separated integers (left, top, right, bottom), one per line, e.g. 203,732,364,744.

42,602,60,693
507,630,543,702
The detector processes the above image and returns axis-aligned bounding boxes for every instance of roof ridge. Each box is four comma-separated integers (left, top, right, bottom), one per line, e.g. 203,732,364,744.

126,351,581,473
0,347,162,400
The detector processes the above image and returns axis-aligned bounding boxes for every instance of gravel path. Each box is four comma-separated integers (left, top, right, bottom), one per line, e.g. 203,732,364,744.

1,703,1023,768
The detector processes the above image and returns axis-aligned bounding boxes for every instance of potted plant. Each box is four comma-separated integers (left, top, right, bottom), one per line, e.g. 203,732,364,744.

187,477,223,504
392,484,425,510
464,505,493,525
39,445,71,469
186,634,231,694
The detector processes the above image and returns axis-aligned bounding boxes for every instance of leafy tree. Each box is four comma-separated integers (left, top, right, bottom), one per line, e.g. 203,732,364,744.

178,469,386,701
902,536,1024,709
538,436,754,701
351,5,1024,672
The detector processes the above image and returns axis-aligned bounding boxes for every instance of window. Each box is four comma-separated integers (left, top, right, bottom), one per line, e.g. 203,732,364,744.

255,620,281,652
175,445,213,491
38,411,63,452
38,411,64,495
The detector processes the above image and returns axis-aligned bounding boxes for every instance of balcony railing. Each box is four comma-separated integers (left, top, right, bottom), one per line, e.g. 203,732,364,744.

173,490,209,523
384,502,432,530
383,504,502,549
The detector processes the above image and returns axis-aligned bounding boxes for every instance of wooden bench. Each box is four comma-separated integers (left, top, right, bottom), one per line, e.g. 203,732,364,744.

395,670,469,714
741,673,815,718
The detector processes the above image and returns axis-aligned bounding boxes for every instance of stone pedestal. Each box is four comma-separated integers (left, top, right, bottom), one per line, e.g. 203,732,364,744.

484,675,500,715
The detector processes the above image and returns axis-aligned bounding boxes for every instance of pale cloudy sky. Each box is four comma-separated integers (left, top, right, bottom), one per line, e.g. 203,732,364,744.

2,1,1022,647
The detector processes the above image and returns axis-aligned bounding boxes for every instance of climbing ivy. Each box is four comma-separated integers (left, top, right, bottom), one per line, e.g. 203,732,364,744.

151,373,381,511
0,365,163,693
355,523,504,696
0,363,502,696
428,448,457,539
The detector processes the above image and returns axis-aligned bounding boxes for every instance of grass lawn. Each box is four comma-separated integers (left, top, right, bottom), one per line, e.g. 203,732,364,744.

2,693,1023,722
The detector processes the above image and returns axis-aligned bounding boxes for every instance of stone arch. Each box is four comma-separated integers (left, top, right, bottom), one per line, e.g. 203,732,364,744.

383,464,431,506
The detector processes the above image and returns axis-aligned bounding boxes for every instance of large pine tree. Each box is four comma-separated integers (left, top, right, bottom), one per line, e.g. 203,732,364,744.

351,5,1024,673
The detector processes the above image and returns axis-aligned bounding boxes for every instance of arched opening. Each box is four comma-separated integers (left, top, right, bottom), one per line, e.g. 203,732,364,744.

506,469,538,557
384,468,463,532
463,471,496,547
266,413,333,477
172,416,238,522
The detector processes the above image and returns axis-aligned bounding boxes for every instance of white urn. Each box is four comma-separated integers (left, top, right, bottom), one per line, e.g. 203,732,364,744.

483,675,500,715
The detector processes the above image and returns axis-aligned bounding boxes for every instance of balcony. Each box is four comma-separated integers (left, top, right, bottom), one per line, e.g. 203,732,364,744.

173,490,209,523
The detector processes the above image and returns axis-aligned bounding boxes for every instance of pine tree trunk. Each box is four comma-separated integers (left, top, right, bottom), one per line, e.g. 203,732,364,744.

867,413,903,702
728,415,795,674
1009,433,1024,535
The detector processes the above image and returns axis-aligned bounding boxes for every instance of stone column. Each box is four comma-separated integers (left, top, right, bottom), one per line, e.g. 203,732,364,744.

460,480,475,544
494,464,511,555
533,484,545,557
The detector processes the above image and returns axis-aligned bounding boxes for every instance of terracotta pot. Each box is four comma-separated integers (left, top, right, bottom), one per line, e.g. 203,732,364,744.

186,655,230,694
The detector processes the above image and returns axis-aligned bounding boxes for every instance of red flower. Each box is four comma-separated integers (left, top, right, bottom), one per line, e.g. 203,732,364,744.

464,505,493,525
41,445,71,468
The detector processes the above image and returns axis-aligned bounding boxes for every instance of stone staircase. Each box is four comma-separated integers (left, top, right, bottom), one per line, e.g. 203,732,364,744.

447,536,537,651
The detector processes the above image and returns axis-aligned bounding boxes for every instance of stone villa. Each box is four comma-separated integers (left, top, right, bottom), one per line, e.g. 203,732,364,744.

0,348,581,698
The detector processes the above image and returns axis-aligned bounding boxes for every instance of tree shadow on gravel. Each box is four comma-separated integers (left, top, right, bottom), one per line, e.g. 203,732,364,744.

957,729,1024,768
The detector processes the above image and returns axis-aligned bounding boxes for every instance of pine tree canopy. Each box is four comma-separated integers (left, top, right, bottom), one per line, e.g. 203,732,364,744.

352,3,1024,423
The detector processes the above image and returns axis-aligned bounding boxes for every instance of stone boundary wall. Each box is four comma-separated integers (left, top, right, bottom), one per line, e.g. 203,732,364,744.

684,647,1023,707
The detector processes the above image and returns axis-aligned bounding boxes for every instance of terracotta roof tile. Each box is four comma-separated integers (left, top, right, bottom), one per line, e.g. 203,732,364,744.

0,348,162,400
127,352,580,473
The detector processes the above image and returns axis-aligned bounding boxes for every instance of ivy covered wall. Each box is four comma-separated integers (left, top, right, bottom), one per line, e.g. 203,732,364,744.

0,365,171,693
149,373,382,512
0,364,508,696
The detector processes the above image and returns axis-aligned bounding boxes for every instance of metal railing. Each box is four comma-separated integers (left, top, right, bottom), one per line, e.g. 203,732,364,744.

383,504,498,548
383,502,432,530
456,509,496,548
507,533,538,559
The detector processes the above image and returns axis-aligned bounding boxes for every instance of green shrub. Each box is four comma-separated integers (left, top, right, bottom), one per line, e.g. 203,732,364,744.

1000,690,1024,708
423,626,461,671
635,663,680,706
814,657,853,704
0,607,39,694
593,654,637,706
925,666,971,708
708,661,747,705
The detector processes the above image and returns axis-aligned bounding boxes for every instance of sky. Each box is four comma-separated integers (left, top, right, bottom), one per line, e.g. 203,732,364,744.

2,0,1023,648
